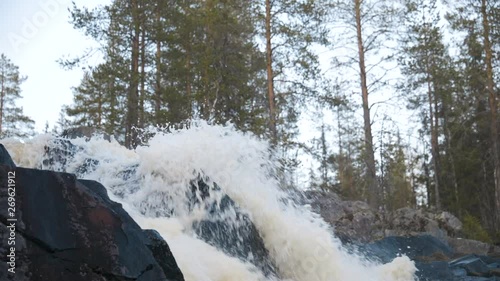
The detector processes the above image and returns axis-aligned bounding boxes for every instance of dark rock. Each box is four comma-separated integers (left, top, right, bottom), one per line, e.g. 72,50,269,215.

42,139,80,171
143,230,185,281
361,235,453,264
0,166,184,281
415,261,455,281
62,126,111,141
450,255,500,278
0,144,15,168
42,139,100,176
359,235,500,281
190,178,277,276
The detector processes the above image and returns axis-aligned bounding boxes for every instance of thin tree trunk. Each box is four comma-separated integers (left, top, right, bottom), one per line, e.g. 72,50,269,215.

427,76,441,209
155,4,162,125
185,6,192,121
265,0,277,145
481,0,500,228
355,0,378,208
97,90,102,127
126,0,140,148
0,71,4,134
443,100,460,214
139,24,146,129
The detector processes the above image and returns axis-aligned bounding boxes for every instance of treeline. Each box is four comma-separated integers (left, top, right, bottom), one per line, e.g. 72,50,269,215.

56,0,499,241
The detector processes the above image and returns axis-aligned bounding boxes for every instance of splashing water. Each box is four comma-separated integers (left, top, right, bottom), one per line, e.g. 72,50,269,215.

1,122,416,281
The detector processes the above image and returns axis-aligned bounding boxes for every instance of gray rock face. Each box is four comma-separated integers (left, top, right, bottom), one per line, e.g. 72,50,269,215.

386,207,448,243
448,238,500,256
307,191,462,243
306,190,384,243
436,211,463,236
305,191,499,255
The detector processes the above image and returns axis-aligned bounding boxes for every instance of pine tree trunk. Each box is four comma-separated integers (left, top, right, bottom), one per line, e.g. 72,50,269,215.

0,71,4,135
427,75,441,209
126,0,140,148
155,4,162,125
481,0,500,228
355,0,378,208
445,114,460,213
265,0,277,145
185,15,192,120
139,25,146,129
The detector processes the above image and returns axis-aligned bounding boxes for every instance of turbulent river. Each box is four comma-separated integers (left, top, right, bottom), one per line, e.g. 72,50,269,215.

1,122,416,281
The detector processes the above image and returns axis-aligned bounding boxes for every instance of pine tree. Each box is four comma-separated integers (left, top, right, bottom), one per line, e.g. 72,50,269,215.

262,0,328,145
446,0,500,234
399,0,452,210
65,0,272,139
0,54,35,138
331,0,403,208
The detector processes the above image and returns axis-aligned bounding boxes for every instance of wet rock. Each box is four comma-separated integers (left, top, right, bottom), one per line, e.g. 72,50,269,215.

190,178,277,276
361,235,453,264
143,230,185,281
0,144,15,168
0,154,184,281
62,126,111,141
361,235,500,281
42,138,80,171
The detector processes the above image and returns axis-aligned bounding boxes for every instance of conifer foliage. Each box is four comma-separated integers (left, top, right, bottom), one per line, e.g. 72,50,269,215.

0,54,34,138
57,0,500,241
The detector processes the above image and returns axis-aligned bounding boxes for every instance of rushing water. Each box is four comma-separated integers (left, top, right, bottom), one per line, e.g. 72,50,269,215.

1,122,416,281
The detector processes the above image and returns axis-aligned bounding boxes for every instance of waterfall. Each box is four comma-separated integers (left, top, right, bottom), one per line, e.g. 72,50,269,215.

1,122,416,281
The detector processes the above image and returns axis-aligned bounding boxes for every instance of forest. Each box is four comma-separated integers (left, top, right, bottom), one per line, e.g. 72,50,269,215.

1,0,499,243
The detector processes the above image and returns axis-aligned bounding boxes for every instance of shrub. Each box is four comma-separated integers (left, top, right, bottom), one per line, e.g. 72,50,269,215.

462,214,492,243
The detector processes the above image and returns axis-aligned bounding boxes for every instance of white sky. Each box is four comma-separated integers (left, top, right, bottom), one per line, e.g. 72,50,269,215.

0,0,108,132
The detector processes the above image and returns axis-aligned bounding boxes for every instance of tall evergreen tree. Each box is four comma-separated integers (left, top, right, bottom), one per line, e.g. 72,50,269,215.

399,0,453,210
446,0,500,233
331,0,403,208
0,54,35,138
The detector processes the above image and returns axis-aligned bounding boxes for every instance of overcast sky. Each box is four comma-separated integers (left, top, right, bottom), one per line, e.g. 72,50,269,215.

1,0,108,132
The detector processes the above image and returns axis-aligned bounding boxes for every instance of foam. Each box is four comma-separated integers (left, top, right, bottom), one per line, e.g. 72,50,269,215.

1,122,416,281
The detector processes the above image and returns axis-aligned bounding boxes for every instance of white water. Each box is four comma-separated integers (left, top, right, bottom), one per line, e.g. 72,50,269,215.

2,122,416,281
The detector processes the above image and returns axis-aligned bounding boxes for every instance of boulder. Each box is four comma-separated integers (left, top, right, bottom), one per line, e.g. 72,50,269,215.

386,207,448,243
190,178,277,276
307,191,463,244
306,190,384,243
361,235,453,264
0,144,15,168
436,211,463,236
0,146,184,281
361,235,500,281
449,255,500,278
448,238,499,256
62,126,111,141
